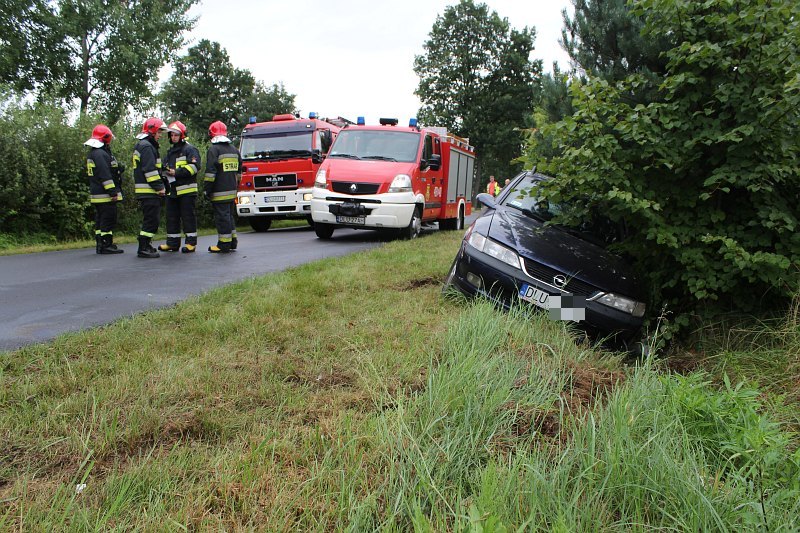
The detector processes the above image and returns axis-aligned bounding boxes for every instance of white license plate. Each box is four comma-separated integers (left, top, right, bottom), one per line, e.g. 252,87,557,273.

265,196,285,203
519,283,550,309
336,215,366,225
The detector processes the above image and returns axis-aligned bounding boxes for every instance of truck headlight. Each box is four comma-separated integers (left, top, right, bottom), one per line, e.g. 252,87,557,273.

388,174,412,193
238,196,252,205
596,293,646,317
314,169,327,189
467,232,521,269
303,193,313,201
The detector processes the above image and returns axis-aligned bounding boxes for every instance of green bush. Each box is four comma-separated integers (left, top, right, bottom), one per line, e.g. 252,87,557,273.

522,0,800,334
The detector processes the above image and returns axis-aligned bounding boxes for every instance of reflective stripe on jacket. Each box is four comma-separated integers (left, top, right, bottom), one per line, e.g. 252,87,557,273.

87,146,120,204
165,140,201,197
204,141,241,202
133,136,165,198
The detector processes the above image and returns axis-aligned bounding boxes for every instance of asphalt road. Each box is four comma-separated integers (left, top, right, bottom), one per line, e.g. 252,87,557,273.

0,226,390,352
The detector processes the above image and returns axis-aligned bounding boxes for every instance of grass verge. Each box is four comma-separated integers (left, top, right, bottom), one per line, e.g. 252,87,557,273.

1,231,798,530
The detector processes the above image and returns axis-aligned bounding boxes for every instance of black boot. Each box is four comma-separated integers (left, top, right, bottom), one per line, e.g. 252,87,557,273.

137,236,160,258
99,234,123,254
106,235,122,253
230,237,238,251
95,234,102,254
208,242,231,254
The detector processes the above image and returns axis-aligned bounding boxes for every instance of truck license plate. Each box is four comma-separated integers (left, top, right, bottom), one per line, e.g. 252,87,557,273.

336,215,365,225
265,196,285,203
519,283,550,309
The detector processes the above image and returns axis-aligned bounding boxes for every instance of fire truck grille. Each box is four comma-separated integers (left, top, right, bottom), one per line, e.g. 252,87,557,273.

331,182,381,195
253,174,297,189
521,258,598,296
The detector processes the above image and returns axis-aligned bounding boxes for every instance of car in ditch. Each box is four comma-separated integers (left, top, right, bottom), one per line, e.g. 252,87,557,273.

444,170,647,344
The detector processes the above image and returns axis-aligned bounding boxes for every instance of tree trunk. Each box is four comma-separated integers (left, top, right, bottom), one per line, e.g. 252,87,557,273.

80,31,89,114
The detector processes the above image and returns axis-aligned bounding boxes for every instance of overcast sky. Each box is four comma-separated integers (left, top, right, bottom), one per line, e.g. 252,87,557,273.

171,0,573,126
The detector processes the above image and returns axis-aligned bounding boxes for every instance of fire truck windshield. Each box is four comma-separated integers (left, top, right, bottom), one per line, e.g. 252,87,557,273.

329,130,420,163
241,131,313,160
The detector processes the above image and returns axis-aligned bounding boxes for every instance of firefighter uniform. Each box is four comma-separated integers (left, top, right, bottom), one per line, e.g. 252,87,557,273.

161,138,201,252
86,128,123,254
133,122,166,258
204,128,241,253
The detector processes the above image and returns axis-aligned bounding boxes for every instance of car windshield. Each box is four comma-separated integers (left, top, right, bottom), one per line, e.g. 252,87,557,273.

329,130,420,162
240,131,312,159
501,174,563,221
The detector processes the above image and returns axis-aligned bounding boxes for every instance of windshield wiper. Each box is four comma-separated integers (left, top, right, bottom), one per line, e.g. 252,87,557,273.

329,153,361,160
361,155,397,162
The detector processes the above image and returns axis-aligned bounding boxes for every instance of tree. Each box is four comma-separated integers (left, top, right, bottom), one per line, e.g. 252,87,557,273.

161,40,255,135
414,0,539,180
0,0,61,90
561,0,668,81
239,82,297,127
523,0,800,334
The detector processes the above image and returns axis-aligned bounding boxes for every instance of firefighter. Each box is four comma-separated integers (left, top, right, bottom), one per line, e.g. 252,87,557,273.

85,124,124,254
159,121,201,253
133,117,168,258
204,120,241,253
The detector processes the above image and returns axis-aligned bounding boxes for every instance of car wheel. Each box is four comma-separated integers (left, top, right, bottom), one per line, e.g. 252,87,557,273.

314,222,335,240
249,217,272,232
400,207,422,240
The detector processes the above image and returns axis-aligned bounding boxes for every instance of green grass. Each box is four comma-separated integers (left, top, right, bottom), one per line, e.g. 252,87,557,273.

1,231,798,530
0,219,308,255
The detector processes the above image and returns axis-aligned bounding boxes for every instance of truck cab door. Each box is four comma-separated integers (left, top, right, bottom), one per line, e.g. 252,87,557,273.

421,135,443,219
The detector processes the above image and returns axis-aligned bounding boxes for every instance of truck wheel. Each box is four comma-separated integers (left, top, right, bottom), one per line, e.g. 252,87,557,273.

456,205,465,230
249,218,272,232
314,222,335,239
306,215,314,228
400,207,422,240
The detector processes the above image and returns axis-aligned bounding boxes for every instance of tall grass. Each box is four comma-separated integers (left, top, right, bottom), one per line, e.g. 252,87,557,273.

1,232,798,530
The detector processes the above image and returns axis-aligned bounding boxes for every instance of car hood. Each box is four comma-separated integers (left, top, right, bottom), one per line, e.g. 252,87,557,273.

324,159,416,182
486,208,643,300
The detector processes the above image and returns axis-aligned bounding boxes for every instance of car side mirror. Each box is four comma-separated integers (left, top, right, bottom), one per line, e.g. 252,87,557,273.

428,154,441,171
476,192,496,210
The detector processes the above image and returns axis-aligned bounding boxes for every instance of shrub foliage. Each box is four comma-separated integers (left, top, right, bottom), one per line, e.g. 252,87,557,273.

523,0,800,329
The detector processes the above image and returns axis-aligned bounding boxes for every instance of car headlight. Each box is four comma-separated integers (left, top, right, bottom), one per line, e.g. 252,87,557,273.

596,293,646,317
388,174,412,193
238,196,252,205
467,231,521,269
314,169,327,189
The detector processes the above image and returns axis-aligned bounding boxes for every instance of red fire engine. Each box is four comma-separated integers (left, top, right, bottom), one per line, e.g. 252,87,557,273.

310,118,474,239
236,113,349,231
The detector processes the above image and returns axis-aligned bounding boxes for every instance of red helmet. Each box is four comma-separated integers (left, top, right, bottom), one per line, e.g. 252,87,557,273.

208,120,228,138
141,117,166,135
91,124,114,144
167,120,187,140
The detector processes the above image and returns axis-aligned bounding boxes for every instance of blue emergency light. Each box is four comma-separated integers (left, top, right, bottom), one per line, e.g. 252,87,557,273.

409,118,418,127
249,116,257,124
357,116,365,125
309,112,317,119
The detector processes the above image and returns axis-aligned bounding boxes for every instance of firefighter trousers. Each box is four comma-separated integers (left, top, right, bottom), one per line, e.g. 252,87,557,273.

164,195,197,247
211,201,235,245
138,197,161,238
94,202,118,236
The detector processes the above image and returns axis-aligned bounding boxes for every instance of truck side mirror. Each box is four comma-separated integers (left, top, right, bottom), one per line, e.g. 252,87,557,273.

312,149,323,164
428,154,441,171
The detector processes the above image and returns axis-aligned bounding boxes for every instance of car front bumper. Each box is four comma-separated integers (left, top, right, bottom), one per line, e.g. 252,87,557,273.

445,242,644,340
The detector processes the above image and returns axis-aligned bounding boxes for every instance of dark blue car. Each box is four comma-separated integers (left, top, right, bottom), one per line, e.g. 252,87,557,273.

444,171,646,342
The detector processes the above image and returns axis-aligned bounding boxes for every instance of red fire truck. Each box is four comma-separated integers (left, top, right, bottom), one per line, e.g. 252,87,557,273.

236,113,348,231
310,118,474,239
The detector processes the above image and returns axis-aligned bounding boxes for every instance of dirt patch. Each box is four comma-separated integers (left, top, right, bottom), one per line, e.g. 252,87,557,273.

284,369,355,389
664,350,704,375
399,276,443,291
564,361,626,412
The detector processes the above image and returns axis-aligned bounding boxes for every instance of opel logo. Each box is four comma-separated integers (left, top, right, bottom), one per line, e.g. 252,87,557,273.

350,183,358,193
553,274,568,288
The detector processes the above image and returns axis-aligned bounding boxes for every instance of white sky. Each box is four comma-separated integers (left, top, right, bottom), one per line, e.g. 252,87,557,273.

171,0,573,125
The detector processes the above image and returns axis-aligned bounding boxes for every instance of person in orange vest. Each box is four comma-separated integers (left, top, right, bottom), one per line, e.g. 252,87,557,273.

486,175,499,196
